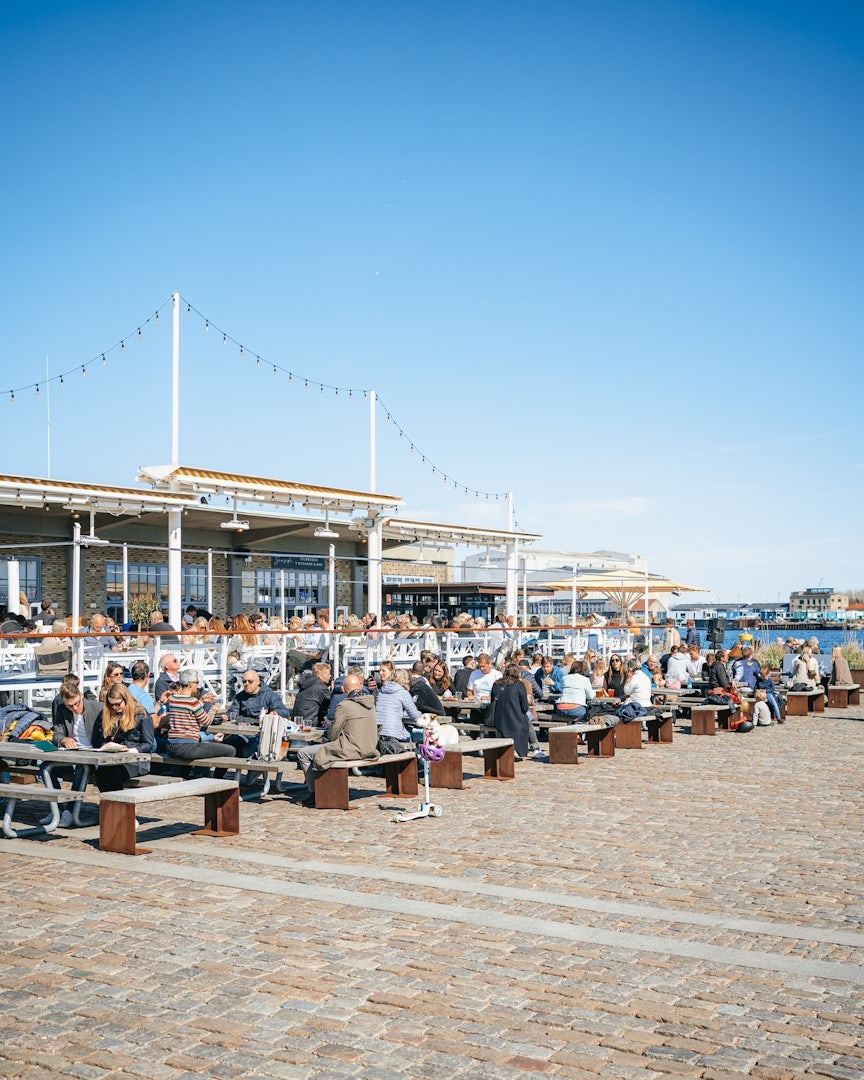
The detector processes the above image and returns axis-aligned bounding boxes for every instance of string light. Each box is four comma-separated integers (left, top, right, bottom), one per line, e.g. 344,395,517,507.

81,366,86,378
35,385,39,397
101,354,106,366
10,391,15,405
120,340,125,351
137,327,142,339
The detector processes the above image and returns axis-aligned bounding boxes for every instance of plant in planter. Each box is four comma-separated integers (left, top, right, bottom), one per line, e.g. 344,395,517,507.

840,634,864,683
755,641,785,672
128,593,161,632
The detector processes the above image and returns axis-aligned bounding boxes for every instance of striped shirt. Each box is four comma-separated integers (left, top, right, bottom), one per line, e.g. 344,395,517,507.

165,694,209,741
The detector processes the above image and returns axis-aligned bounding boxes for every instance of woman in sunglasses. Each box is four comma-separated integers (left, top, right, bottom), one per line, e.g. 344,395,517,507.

93,684,154,792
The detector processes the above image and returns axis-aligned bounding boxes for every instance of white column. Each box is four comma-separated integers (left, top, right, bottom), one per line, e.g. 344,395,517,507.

505,540,518,617
207,549,213,614
121,544,129,626
6,560,20,617
367,516,383,621
71,524,81,631
168,510,182,630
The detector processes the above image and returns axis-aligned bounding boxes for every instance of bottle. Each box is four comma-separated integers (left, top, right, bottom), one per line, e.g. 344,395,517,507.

686,677,692,691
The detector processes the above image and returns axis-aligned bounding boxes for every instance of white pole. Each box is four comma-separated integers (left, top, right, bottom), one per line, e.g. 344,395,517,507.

171,292,180,466
122,544,129,626
71,523,81,631
506,490,513,531
328,543,336,669
45,355,51,478
6,559,20,617
280,569,286,623
207,549,213,614
369,388,376,493
168,292,182,629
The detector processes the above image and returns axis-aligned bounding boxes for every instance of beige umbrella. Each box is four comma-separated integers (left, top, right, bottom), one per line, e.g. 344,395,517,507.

530,567,707,622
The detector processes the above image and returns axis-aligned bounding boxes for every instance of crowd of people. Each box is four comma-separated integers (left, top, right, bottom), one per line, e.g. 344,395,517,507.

4,599,859,819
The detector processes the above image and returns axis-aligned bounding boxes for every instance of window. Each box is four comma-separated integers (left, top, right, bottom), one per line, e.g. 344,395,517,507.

255,568,327,616
0,558,41,611
105,561,207,623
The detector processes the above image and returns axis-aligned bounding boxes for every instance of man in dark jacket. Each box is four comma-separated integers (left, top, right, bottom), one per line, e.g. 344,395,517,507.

294,673,379,797
50,681,105,827
290,662,332,726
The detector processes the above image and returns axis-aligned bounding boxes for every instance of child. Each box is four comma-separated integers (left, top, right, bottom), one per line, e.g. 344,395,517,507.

755,666,783,723
752,688,773,727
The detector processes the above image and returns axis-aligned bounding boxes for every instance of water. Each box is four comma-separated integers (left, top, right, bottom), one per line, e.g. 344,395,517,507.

719,628,862,653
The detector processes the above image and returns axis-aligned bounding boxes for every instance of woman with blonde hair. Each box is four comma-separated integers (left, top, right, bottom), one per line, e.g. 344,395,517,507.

227,613,257,671
93,684,154,792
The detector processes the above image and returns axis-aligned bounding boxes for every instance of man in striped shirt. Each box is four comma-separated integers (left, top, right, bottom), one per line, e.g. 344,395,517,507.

165,669,236,762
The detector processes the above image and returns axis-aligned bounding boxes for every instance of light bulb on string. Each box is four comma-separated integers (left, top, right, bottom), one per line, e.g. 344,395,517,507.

81,366,86,378
288,373,292,382
223,334,227,346
186,304,191,316
59,376,64,388
204,321,209,332
320,385,324,394
255,356,259,367
304,380,308,390
101,354,106,366
137,327,142,340
273,366,277,377
155,311,160,323
10,391,14,405
35,384,40,397
240,346,243,356
121,340,125,352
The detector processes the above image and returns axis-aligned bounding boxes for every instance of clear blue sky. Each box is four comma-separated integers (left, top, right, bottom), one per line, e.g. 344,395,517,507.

1,0,861,602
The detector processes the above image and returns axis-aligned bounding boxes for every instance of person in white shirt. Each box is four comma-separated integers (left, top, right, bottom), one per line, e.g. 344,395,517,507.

665,645,691,685
466,653,502,702
623,658,653,709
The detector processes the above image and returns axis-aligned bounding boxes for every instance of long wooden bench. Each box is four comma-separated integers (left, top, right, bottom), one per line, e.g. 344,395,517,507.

615,709,677,748
547,723,615,764
0,783,87,838
149,752,295,799
313,751,418,810
428,738,515,789
826,684,860,709
99,778,240,855
688,704,735,736
786,690,825,716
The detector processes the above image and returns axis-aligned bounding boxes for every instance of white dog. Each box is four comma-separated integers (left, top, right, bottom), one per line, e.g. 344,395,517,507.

419,714,460,747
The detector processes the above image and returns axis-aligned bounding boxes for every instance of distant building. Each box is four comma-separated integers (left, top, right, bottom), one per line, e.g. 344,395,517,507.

789,587,848,622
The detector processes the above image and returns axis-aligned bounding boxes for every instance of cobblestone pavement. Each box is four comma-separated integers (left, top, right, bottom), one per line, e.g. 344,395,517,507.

1,706,862,1078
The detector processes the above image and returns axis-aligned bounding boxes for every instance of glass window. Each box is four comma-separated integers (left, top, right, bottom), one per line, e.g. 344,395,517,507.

0,558,41,610
105,561,206,623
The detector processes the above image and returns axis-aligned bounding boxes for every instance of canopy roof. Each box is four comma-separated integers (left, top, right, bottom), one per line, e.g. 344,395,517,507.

138,464,402,515
376,517,540,548
0,473,198,514
530,567,707,612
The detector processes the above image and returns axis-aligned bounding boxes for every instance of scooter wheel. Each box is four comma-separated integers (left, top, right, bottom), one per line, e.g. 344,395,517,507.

432,805,442,817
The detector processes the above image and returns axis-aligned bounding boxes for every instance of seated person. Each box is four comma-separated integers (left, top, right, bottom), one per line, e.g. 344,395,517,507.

375,663,422,753
223,668,295,757
290,662,332,727
294,674,380,800
164,669,235,762
623,658,653,710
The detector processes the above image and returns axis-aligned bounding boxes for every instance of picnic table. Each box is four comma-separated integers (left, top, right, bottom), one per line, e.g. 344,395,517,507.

0,743,149,827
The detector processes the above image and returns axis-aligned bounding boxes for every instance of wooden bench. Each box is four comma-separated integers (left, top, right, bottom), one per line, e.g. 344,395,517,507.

688,704,735,736
0,783,87,838
427,738,515,789
99,778,240,855
786,690,825,716
313,751,418,810
150,752,294,799
826,684,860,709
547,723,615,764
614,710,677,748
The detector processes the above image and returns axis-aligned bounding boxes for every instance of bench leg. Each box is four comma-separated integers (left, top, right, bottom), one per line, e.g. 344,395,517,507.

548,729,580,765
615,721,644,748
429,751,464,789
811,694,825,714
481,743,514,780
786,696,809,716
690,709,717,736
100,802,144,856
314,768,351,810
2,798,21,839
194,787,240,838
827,688,847,709
585,727,616,757
851,688,861,706
646,716,673,744
384,756,419,797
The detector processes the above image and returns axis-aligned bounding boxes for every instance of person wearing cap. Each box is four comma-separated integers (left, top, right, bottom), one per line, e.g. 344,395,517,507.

164,669,235,763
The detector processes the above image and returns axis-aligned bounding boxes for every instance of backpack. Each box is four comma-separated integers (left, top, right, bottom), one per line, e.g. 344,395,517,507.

256,711,288,761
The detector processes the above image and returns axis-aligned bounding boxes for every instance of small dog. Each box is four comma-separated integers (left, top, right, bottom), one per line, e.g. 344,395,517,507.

420,714,460,747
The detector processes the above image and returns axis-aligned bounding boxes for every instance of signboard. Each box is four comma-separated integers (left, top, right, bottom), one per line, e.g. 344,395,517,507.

271,555,326,572
382,575,435,585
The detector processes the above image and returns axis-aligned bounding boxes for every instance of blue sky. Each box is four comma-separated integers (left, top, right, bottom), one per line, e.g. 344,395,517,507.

1,0,861,602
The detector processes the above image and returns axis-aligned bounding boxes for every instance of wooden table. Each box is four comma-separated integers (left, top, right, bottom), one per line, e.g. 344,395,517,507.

0,743,149,826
